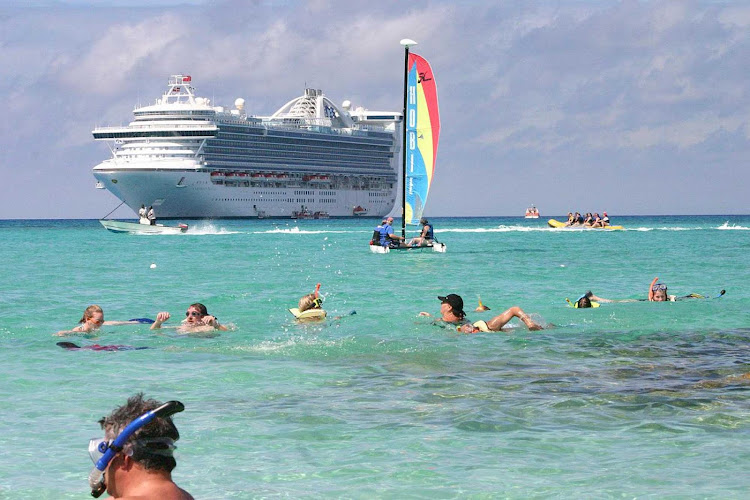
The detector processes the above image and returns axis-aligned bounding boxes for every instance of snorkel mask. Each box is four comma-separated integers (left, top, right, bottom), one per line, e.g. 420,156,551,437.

88,400,184,498
312,283,323,308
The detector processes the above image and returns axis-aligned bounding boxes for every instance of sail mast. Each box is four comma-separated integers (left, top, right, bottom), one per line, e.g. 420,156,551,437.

400,39,417,239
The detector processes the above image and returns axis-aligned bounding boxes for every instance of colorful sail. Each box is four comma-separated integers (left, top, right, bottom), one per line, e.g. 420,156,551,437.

404,52,440,225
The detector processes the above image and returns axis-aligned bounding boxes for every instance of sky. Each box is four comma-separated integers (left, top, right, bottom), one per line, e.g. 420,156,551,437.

1,0,749,218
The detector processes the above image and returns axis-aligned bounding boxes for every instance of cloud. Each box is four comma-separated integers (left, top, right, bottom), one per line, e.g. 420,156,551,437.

57,14,185,95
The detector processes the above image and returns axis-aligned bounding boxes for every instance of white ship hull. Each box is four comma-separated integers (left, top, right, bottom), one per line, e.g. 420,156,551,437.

93,162,397,219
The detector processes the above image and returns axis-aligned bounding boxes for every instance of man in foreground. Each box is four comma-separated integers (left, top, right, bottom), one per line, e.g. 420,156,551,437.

88,393,193,499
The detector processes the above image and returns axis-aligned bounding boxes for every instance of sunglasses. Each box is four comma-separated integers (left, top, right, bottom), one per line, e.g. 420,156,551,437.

185,311,203,317
652,284,668,292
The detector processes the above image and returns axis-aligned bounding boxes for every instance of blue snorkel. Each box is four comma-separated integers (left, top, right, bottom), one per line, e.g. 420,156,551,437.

89,400,184,497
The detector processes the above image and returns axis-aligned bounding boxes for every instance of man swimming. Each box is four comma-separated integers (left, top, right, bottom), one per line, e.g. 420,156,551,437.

420,294,542,332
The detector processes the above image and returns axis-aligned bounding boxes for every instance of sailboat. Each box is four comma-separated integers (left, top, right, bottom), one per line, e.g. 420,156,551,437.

370,39,446,254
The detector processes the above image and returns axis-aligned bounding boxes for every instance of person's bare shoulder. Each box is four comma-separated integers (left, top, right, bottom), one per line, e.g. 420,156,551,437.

115,487,193,500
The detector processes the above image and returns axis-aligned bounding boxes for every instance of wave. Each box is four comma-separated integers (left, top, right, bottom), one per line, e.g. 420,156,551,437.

717,222,750,230
256,226,351,235
185,223,241,235
440,226,553,233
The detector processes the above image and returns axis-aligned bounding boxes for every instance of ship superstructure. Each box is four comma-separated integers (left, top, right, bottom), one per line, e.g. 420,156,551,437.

92,75,400,218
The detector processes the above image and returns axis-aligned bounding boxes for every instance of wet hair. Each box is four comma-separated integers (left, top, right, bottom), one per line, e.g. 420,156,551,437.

188,303,208,316
79,305,103,324
98,393,179,472
298,293,319,312
577,296,592,308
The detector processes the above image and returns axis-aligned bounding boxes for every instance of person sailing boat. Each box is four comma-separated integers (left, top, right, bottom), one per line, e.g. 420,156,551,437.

408,218,435,247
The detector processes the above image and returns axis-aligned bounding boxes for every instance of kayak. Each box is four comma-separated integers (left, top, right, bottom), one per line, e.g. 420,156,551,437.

547,219,624,230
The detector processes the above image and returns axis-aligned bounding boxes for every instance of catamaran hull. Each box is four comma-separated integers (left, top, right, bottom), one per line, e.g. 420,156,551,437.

369,243,446,254
93,166,397,219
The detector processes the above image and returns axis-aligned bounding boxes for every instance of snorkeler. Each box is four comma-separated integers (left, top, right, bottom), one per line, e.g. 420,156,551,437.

571,277,722,308
150,303,228,331
55,305,154,336
88,393,193,499
290,283,327,321
648,277,676,302
420,294,543,333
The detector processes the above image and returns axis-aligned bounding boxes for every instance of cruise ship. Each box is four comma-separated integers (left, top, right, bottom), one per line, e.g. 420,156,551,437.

92,75,401,219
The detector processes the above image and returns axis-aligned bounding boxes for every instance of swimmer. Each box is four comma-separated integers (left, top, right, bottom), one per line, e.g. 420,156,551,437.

57,341,150,351
420,294,542,333
55,305,152,336
648,277,676,302
151,303,228,332
290,283,327,321
573,277,693,307
568,291,620,308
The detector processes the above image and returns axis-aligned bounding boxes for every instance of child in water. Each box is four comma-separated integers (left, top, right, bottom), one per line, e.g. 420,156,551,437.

291,284,327,321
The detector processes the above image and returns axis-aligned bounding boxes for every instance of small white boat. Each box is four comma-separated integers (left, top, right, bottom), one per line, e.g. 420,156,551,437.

99,220,188,234
524,205,540,218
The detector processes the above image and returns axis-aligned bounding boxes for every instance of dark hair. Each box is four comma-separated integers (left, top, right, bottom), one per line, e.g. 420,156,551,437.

99,393,179,472
188,303,208,315
577,296,592,308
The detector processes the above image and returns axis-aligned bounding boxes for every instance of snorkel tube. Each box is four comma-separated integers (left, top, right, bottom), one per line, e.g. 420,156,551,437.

89,400,184,498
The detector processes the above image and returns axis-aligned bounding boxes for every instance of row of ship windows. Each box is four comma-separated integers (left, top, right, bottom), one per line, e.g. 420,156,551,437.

205,156,393,171
212,198,344,203
220,132,393,148
204,149,392,164
212,137,393,153
135,110,215,117
209,197,390,203
369,192,390,197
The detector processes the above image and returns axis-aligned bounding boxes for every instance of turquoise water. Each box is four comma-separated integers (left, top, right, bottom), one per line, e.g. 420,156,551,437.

1,215,748,498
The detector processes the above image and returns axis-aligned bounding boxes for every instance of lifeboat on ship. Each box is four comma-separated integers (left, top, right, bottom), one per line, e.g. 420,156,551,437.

353,206,367,216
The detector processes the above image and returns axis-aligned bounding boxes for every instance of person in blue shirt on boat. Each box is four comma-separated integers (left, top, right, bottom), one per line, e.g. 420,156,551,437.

383,217,405,247
408,218,435,247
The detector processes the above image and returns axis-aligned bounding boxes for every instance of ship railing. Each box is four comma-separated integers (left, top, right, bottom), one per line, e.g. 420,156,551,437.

260,118,386,135
93,123,218,133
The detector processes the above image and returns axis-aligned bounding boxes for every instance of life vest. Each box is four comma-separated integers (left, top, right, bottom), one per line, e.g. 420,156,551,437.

424,224,434,240
371,225,383,245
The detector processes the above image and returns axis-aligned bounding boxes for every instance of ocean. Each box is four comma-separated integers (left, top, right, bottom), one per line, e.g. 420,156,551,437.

0,215,748,498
